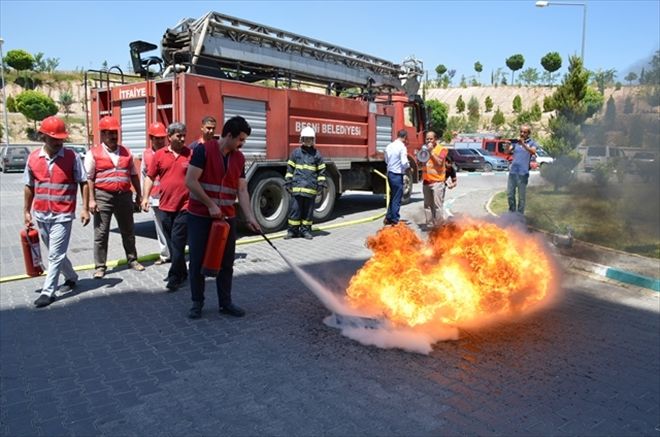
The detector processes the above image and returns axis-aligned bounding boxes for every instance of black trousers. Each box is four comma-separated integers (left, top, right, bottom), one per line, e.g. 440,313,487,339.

155,209,188,282
187,214,237,307
287,194,315,233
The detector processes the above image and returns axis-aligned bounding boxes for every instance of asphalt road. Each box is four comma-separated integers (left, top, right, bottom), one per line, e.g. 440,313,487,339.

1,169,658,436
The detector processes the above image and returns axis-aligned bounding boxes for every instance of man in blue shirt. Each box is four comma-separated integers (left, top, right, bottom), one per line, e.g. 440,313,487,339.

507,125,538,215
383,130,410,225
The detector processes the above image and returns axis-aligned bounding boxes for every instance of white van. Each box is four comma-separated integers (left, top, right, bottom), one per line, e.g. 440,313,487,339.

583,146,626,172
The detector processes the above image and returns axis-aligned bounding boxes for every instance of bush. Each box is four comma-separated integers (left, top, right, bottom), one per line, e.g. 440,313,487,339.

512,95,522,113
15,90,58,123
4,49,35,71
6,95,18,112
540,153,581,191
592,162,612,186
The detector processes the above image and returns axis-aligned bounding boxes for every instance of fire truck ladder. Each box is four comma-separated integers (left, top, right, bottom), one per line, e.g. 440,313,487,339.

159,11,423,96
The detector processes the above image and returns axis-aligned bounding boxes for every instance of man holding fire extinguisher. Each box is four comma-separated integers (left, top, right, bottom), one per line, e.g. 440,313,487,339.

23,116,90,308
185,116,261,319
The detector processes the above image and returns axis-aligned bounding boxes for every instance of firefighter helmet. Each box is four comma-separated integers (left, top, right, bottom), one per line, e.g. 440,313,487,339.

300,126,316,144
148,122,167,138
38,116,68,139
99,116,120,131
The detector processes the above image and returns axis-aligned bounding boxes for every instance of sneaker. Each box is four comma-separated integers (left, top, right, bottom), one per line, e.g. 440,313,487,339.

93,268,106,279
188,302,203,319
128,260,145,272
219,303,246,317
154,258,169,265
59,280,76,293
34,294,55,308
302,232,313,240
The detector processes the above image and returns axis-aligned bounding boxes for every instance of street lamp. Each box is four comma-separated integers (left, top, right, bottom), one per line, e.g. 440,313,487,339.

535,0,587,62
0,37,10,145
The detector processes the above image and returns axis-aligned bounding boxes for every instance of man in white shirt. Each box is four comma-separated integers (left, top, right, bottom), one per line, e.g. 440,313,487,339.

383,130,410,225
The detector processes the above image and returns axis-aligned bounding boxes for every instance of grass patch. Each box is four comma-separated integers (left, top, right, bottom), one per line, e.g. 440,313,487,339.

490,184,660,258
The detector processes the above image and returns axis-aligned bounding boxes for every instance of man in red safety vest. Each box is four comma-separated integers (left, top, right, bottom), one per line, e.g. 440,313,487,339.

85,115,145,278
185,116,261,319
24,116,90,308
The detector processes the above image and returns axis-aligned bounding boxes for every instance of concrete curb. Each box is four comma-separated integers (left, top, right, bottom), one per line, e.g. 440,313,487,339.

563,257,660,292
483,191,660,293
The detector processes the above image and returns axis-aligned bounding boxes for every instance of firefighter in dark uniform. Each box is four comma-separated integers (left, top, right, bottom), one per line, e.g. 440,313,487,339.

284,126,326,240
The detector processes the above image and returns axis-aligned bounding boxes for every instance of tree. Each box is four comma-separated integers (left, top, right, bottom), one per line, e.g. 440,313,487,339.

455,95,465,113
435,64,447,78
623,96,634,114
519,68,540,86
467,96,480,123
543,95,555,112
604,95,616,126
58,91,75,118
582,87,605,119
540,52,562,85
474,61,483,84
484,96,493,112
4,49,35,71
425,99,449,137
512,95,522,113
505,54,525,84
640,50,660,107
15,90,59,127
459,75,467,88
33,52,47,72
45,57,60,72
545,55,592,158
591,68,617,95
624,72,638,85
6,95,18,112
530,102,542,121
491,107,505,129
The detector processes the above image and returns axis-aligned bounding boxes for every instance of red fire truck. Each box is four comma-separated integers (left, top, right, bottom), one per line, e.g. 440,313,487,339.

84,12,426,232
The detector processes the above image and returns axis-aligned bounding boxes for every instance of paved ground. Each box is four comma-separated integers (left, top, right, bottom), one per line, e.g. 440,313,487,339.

1,171,659,436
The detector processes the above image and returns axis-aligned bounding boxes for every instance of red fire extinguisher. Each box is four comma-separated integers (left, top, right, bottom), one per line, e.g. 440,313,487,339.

201,220,230,277
20,226,44,277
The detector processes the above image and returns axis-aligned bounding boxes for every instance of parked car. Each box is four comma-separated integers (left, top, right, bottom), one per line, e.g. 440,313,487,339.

65,144,88,161
446,148,486,172
583,145,626,172
630,151,658,180
471,148,509,171
533,147,554,168
0,145,31,173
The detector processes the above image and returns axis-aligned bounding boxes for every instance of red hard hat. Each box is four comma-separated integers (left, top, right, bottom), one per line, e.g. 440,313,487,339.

148,122,167,138
99,116,120,131
38,116,68,139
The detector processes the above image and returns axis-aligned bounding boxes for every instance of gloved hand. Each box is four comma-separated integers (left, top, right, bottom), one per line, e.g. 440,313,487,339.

284,182,293,193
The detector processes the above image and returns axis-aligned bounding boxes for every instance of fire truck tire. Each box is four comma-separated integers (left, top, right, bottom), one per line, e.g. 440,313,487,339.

401,168,413,205
313,177,336,222
249,171,290,233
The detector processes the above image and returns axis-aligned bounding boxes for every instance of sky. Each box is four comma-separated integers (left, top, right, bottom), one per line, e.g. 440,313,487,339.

1,0,659,82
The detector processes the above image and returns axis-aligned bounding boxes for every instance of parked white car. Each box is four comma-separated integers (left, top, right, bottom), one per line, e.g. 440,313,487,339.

534,147,554,167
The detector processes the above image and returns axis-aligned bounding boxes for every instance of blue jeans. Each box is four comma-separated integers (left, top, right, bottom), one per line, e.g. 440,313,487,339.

187,214,237,307
36,220,77,297
507,173,530,214
386,172,404,223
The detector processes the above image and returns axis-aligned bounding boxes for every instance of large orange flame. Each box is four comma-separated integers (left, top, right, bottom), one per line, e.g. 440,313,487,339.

346,219,557,329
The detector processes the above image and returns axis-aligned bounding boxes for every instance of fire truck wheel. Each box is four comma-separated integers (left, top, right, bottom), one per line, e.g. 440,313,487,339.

401,168,413,205
313,177,336,222
249,171,290,233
